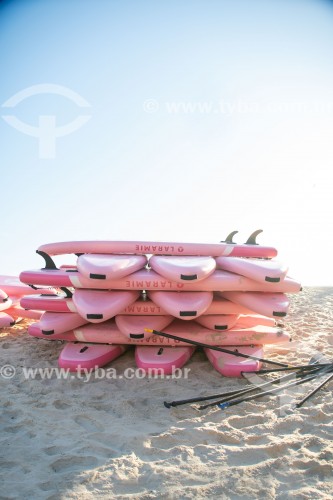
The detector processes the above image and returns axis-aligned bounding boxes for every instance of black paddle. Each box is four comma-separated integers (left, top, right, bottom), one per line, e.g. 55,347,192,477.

246,363,332,375
295,370,333,408
164,387,250,409
209,367,333,411
164,364,322,408
197,365,324,410
145,328,289,367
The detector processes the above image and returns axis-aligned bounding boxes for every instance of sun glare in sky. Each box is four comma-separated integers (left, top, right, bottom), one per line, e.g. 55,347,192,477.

1,0,332,285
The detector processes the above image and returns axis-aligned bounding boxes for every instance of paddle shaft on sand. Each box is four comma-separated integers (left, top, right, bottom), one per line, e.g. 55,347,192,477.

197,366,324,410
164,365,322,409
145,329,288,367
248,363,332,374
296,371,333,408
215,367,333,411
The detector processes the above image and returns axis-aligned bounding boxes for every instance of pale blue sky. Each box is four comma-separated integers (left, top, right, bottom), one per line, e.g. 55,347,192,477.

1,0,332,284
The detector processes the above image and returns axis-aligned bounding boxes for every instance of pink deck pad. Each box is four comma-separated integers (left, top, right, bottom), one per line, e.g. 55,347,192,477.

135,345,195,374
19,268,301,293
219,291,290,318
149,255,216,283
38,239,278,258
215,257,288,284
77,253,148,280
58,343,127,372
148,291,213,320
204,345,264,377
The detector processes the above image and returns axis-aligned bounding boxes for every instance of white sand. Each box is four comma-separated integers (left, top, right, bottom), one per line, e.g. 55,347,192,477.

1,287,332,499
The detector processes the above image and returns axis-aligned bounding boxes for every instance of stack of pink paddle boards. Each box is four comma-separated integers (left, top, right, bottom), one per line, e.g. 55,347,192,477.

19,232,301,377
0,275,53,327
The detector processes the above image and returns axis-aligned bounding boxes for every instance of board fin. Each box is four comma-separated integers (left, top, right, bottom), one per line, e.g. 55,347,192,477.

245,229,263,245
221,231,238,244
36,250,58,270
60,287,73,298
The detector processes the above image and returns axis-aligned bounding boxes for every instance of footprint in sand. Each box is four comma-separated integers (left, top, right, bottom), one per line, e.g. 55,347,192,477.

53,400,71,410
0,459,19,470
3,424,24,434
38,481,55,492
50,455,98,473
228,415,266,430
2,409,20,421
43,446,64,456
1,342,11,349
74,414,104,432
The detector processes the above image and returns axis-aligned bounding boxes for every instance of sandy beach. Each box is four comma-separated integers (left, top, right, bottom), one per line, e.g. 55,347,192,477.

1,287,332,499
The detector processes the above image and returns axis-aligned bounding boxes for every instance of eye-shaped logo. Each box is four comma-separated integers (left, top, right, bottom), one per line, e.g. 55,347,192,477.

2,84,92,159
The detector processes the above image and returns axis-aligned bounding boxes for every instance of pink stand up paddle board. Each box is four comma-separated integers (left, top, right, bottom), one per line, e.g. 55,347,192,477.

235,314,280,329
20,294,256,316
135,345,195,374
7,306,42,321
77,254,148,280
219,291,290,318
115,314,173,339
149,255,216,283
148,291,213,319
195,314,239,331
0,311,15,327
28,312,88,337
204,345,264,377
29,321,291,347
37,235,278,258
0,275,56,297
72,289,139,322
58,342,127,372
215,257,288,284
0,298,11,312
20,293,75,313
20,268,301,293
